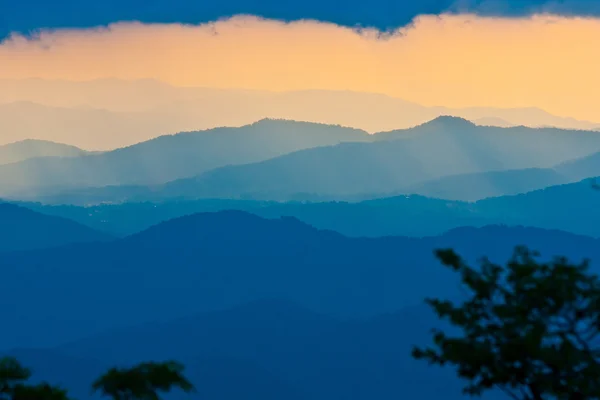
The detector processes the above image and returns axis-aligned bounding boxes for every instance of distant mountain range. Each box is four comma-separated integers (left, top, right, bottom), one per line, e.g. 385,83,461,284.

4,116,600,203
555,150,600,182
4,298,499,400
401,151,600,201
16,196,490,237
0,202,112,252
0,119,368,196
4,78,600,400
1,210,598,350
0,101,181,150
4,298,505,400
16,177,600,239
1,202,596,400
0,139,87,165
1,78,599,149
156,117,600,201
403,168,567,201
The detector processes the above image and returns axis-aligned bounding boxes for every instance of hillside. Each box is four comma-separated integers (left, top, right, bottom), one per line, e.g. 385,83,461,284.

475,178,600,233
137,117,600,201
0,139,86,165
7,165,578,205
4,116,600,203
18,196,480,237
3,299,497,400
405,167,568,201
16,300,479,400
0,202,112,252
0,119,369,196
1,210,598,349
555,150,600,181
16,176,600,239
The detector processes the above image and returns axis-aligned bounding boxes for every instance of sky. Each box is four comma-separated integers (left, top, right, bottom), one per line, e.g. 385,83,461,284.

4,0,600,36
1,0,600,127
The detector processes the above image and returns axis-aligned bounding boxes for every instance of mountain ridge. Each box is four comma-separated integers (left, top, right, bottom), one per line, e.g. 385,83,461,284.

2,78,598,135
0,139,87,165
0,202,113,252
136,120,600,202
0,119,370,196
1,210,598,349
15,176,600,239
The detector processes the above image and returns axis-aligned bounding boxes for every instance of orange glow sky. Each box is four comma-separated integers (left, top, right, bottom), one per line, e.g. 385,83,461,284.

1,14,600,122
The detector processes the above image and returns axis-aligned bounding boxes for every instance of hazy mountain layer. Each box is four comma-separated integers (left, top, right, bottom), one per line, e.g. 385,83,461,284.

1,210,598,349
3,298,508,400
1,78,598,149
0,139,86,165
7,116,600,203
3,298,504,400
17,177,600,239
69,118,600,202
0,119,369,196
0,202,112,252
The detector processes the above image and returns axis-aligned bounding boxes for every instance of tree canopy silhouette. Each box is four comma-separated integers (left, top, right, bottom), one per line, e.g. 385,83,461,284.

0,357,31,400
413,246,600,400
12,383,70,400
92,361,194,400
1,357,194,400
0,357,70,400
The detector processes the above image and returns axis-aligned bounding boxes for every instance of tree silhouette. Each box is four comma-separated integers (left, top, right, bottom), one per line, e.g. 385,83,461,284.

0,357,30,399
12,383,70,400
92,361,194,400
413,246,600,400
0,357,70,400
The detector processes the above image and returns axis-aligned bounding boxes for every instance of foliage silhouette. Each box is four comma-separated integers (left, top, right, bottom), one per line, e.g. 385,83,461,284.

0,357,31,399
413,246,600,399
0,357,70,400
1,357,194,400
92,361,194,400
12,383,71,400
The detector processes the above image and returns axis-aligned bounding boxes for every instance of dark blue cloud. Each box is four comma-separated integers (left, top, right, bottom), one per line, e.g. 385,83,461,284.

2,0,600,39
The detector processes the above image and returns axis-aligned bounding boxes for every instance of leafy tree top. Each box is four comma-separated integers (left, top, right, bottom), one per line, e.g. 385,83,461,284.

92,361,194,400
413,246,600,400
0,357,70,400
0,358,31,399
